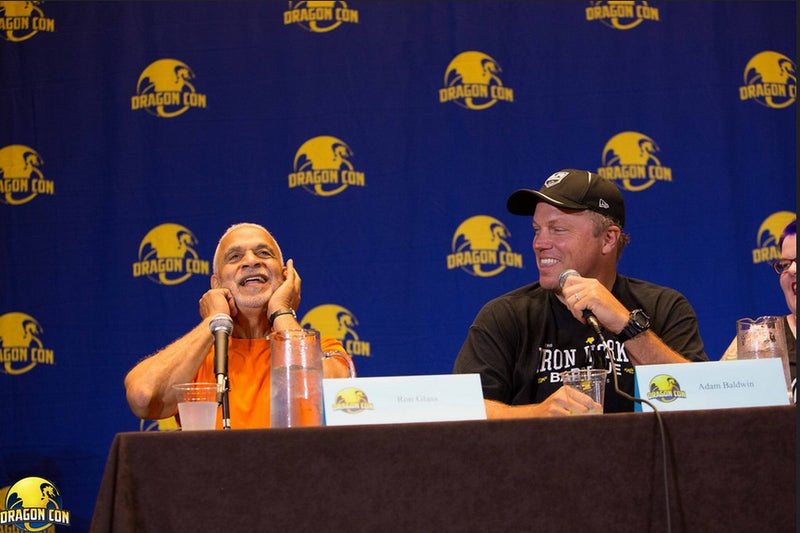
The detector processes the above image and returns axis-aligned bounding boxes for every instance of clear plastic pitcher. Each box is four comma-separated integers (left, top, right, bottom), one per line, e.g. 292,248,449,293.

269,329,354,428
736,316,791,397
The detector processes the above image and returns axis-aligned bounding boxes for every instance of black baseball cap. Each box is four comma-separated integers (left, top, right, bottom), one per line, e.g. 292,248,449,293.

506,169,625,228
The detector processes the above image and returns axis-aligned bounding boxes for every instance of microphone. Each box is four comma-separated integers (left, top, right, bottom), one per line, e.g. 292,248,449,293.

210,313,233,377
559,270,671,531
209,313,233,429
558,269,602,336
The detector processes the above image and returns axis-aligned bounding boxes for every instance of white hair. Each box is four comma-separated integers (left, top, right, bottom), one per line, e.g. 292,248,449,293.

212,222,284,275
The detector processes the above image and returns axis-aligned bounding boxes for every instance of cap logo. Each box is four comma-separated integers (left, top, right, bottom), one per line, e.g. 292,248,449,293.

598,199,609,208
544,171,569,188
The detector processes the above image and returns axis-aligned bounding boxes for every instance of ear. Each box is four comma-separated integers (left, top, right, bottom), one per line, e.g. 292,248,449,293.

210,274,221,289
601,226,621,256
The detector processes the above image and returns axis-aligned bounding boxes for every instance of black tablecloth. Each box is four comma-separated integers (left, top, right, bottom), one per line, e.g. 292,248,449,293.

90,406,796,532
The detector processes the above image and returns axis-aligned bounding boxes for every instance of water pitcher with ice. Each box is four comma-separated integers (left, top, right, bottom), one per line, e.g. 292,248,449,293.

736,316,792,397
269,328,325,428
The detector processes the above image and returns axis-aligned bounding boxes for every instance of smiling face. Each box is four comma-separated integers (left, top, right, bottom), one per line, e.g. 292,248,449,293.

779,233,796,317
531,203,616,290
211,225,285,310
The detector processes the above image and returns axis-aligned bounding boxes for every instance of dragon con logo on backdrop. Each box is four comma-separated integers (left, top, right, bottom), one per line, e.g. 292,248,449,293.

447,215,523,277
585,1,660,30
597,131,672,192
0,145,54,205
283,1,359,32
439,51,515,110
752,211,795,265
739,51,796,109
0,312,54,376
301,304,371,357
289,136,365,197
0,477,70,531
132,223,210,285
0,1,55,42
131,59,207,118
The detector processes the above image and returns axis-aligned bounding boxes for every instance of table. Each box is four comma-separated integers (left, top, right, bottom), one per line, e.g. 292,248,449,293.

90,406,796,532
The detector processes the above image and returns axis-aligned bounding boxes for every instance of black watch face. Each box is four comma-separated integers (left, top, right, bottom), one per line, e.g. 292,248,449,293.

633,311,649,328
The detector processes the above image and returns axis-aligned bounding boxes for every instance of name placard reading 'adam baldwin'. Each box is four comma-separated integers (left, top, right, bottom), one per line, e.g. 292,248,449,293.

634,359,791,412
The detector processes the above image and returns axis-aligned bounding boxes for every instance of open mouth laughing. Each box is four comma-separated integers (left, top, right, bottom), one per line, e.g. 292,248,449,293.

239,275,267,287
538,257,561,269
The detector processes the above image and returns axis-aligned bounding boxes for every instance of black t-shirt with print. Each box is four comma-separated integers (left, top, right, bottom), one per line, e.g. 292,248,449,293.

453,275,708,412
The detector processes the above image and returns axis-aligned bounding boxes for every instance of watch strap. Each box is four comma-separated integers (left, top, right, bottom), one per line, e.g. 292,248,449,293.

268,308,296,326
616,309,650,343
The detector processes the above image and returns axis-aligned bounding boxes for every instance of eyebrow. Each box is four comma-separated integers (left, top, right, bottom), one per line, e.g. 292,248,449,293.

532,218,572,228
223,244,275,260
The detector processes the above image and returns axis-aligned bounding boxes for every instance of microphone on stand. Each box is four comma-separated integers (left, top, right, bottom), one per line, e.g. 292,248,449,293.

209,313,234,429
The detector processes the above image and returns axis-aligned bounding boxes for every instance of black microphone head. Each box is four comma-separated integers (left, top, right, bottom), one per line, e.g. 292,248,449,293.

558,269,580,289
209,313,233,335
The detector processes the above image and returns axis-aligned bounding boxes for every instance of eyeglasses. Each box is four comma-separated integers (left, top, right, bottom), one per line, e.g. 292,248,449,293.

772,258,796,275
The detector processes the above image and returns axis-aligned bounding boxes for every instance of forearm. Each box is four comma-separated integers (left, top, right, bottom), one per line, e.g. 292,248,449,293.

124,318,215,419
624,330,692,365
484,399,544,419
483,385,601,418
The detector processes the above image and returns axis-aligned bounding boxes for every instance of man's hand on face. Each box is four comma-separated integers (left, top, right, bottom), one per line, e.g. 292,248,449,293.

199,287,238,319
267,258,302,316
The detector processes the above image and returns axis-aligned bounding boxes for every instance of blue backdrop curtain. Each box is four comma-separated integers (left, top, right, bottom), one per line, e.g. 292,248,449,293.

1,1,796,527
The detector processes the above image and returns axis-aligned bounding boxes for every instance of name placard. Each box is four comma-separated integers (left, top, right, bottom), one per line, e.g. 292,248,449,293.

322,373,486,426
633,359,791,412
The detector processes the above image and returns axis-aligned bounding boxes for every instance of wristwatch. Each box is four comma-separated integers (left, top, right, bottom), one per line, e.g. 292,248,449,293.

268,307,296,326
616,309,650,342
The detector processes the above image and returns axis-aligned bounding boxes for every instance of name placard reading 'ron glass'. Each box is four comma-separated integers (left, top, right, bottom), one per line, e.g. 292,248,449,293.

322,374,486,425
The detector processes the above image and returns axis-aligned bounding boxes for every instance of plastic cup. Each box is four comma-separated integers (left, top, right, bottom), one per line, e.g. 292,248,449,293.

173,382,218,430
559,368,607,415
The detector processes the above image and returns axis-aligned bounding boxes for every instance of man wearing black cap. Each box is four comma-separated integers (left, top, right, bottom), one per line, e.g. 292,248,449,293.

453,169,707,416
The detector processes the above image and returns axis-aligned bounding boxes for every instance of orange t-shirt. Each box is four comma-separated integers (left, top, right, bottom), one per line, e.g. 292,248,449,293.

195,336,345,429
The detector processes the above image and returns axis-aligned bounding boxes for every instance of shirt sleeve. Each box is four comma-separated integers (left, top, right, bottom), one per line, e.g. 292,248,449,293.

453,298,521,403
652,290,709,362
320,336,346,353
